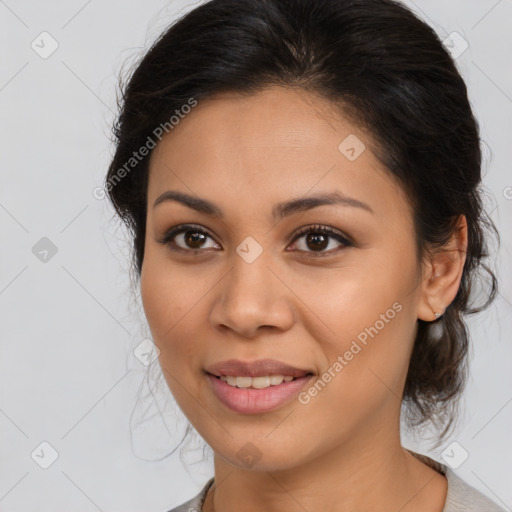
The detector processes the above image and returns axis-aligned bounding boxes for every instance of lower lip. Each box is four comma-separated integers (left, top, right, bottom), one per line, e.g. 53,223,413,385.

206,373,314,414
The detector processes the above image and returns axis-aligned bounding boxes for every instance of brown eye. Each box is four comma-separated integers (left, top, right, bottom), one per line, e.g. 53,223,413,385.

182,230,208,249
158,224,220,252
289,225,352,257
303,232,329,252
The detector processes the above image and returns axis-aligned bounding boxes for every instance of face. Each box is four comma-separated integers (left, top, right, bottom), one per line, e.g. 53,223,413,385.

141,86,426,471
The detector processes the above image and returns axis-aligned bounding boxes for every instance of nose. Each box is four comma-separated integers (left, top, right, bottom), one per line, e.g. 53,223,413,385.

210,249,295,339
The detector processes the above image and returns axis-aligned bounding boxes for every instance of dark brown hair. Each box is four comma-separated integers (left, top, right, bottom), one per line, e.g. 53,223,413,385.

106,0,499,442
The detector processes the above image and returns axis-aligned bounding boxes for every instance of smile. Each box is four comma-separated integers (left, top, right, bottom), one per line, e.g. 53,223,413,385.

207,373,314,414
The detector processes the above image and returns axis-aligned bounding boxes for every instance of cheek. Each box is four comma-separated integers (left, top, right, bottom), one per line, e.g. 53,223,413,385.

140,253,189,360
140,244,195,337
297,248,418,411
140,265,173,342
140,260,205,413
139,250,213,377
298,304,413,440
288,253,409,347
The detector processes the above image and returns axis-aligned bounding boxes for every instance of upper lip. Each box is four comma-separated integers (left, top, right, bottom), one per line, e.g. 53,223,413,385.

205,359,315,378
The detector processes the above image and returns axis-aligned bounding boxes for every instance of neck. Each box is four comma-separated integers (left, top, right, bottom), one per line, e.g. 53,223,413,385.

204,423,446,512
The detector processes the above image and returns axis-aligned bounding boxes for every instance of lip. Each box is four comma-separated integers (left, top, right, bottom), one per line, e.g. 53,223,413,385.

207,373,315,414
205,358,314,378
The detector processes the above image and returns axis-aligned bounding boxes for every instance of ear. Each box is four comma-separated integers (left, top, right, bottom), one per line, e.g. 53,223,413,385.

417,215,468,322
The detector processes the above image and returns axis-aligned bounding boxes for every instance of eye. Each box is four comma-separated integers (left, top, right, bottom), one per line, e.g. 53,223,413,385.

157,223,353,257
287,224,352,257
157,224,220,253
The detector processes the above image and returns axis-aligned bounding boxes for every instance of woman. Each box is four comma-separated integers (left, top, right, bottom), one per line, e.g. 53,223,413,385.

105,0,504,510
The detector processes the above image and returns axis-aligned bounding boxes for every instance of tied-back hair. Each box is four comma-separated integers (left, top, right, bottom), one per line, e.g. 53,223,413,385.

106,0,499,443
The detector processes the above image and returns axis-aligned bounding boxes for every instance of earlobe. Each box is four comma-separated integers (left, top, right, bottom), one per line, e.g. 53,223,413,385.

417,215,468,322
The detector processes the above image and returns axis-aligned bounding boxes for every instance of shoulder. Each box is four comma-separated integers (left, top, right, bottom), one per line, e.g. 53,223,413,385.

164,477,214,512
409,450,505,512
443,467,506,512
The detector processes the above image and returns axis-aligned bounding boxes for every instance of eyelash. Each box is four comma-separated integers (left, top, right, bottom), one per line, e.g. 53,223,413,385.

157,223,353,258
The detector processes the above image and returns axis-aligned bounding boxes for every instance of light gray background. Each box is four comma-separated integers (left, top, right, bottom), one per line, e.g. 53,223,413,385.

1,1,511,511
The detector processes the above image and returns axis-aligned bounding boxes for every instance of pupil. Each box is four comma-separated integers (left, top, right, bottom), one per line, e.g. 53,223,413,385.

307,233,328,251
186,231,206,248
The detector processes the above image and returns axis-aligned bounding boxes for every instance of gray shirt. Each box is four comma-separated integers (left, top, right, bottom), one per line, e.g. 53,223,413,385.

166,452,505,511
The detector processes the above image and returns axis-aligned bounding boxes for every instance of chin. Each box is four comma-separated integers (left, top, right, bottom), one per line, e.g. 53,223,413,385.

208,432,317,473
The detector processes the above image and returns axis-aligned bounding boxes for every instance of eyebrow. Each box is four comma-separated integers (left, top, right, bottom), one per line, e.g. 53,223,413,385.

153,190,374,219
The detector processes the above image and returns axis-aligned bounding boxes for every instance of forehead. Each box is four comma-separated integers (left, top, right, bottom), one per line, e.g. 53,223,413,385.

147,86,410,222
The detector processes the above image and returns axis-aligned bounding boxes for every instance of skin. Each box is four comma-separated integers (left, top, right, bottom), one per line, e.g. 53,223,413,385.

140,85,467,512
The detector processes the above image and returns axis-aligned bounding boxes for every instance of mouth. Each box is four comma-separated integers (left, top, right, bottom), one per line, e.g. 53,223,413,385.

204,359,316,414
206,373,315,414
207,373,314,389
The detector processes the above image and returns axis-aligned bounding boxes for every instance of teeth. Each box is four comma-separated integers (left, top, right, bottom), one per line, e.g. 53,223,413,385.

219,374,297,389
